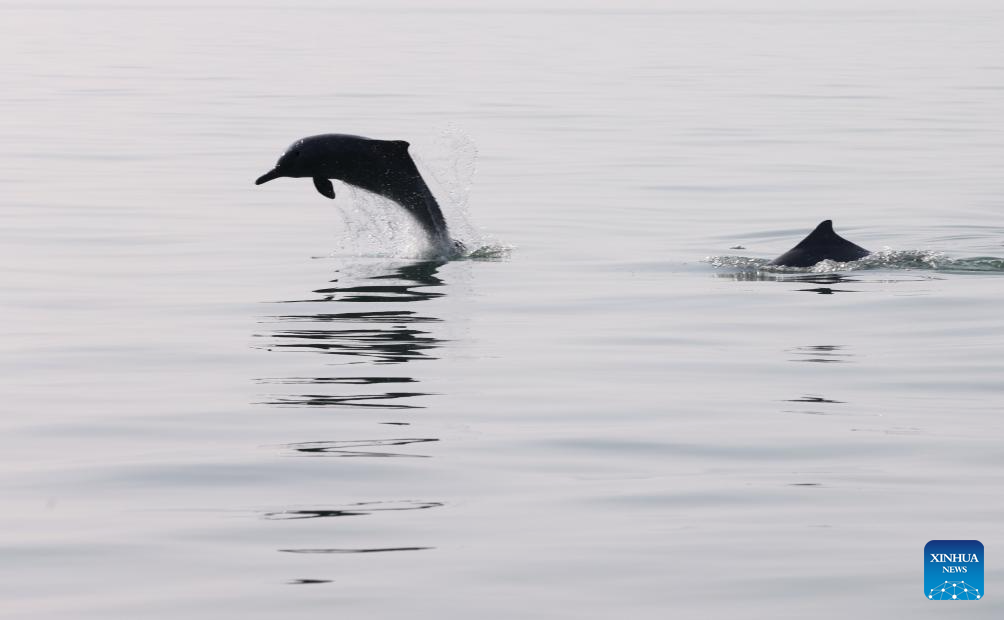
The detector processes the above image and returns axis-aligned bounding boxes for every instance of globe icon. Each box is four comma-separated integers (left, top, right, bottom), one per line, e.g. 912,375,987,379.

928,581,981,601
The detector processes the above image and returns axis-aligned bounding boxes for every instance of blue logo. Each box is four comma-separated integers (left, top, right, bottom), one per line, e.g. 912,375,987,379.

925,540,983,600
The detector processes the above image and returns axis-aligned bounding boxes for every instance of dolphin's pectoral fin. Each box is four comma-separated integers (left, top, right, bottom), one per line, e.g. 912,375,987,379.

313,177,335,199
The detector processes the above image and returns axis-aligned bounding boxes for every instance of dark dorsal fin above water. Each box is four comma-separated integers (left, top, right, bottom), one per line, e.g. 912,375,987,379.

770,220,871,267
313,177,335,199
366,139,410,159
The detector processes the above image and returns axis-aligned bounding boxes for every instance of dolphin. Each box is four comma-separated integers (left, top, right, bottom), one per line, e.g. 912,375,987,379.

255,134,461,253
770,220,870,267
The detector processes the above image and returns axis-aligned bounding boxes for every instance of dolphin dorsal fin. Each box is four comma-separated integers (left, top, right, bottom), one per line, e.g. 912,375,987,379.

370,139,410,155
791,220,835,249
771,220,871,267
378,140,411,157
815,220,834,234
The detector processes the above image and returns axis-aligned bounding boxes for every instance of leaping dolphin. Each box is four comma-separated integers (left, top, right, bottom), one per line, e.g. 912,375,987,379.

255,134,461,253
770,220,870,267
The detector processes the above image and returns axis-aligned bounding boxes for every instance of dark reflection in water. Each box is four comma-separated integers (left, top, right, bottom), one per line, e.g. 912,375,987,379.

784,395,846,416
797,286,857,295
264,501,443,520
288,579,332,585
785,395,844,404
281,438,439,458
788,344,853,363
257,376,417,385
265,391,430,409
257,260,447,401
267,326,442,363
285,261,446,304
718,271,862,294
718,271,861,287
273,310,439,324
255,261,451,567
258,376,431,408
258,261,447,366
718,269,940,293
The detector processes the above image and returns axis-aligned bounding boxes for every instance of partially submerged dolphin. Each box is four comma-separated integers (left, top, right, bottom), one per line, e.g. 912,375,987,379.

771,220,870,267
255,134,460,252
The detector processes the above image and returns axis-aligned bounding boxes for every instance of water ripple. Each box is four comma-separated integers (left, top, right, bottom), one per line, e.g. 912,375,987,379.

264,500,443,520
788,345,853,364
280,438,439,458
263,391,431,409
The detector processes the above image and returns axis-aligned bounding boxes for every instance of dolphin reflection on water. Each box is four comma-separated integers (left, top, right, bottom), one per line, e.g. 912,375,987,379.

263,260,448,365
256,259,448,419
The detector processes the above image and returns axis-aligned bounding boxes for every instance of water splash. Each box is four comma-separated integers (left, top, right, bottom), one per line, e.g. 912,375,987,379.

332,186,429,259
706,248,1004,274
417,124,509,259
424,123,478,216
463,243,513,260
325,127,510,261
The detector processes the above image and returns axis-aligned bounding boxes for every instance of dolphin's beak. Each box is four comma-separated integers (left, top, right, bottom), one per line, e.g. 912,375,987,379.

255,168,281,185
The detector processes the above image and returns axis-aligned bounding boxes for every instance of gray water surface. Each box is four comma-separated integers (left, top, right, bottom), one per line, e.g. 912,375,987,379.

2,2,1004,618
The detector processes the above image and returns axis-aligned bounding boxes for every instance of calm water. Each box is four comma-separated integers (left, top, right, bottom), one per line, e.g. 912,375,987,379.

3,2,1004,617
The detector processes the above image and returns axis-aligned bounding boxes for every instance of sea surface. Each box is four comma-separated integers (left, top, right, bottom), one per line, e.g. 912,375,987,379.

2,2,1003,618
